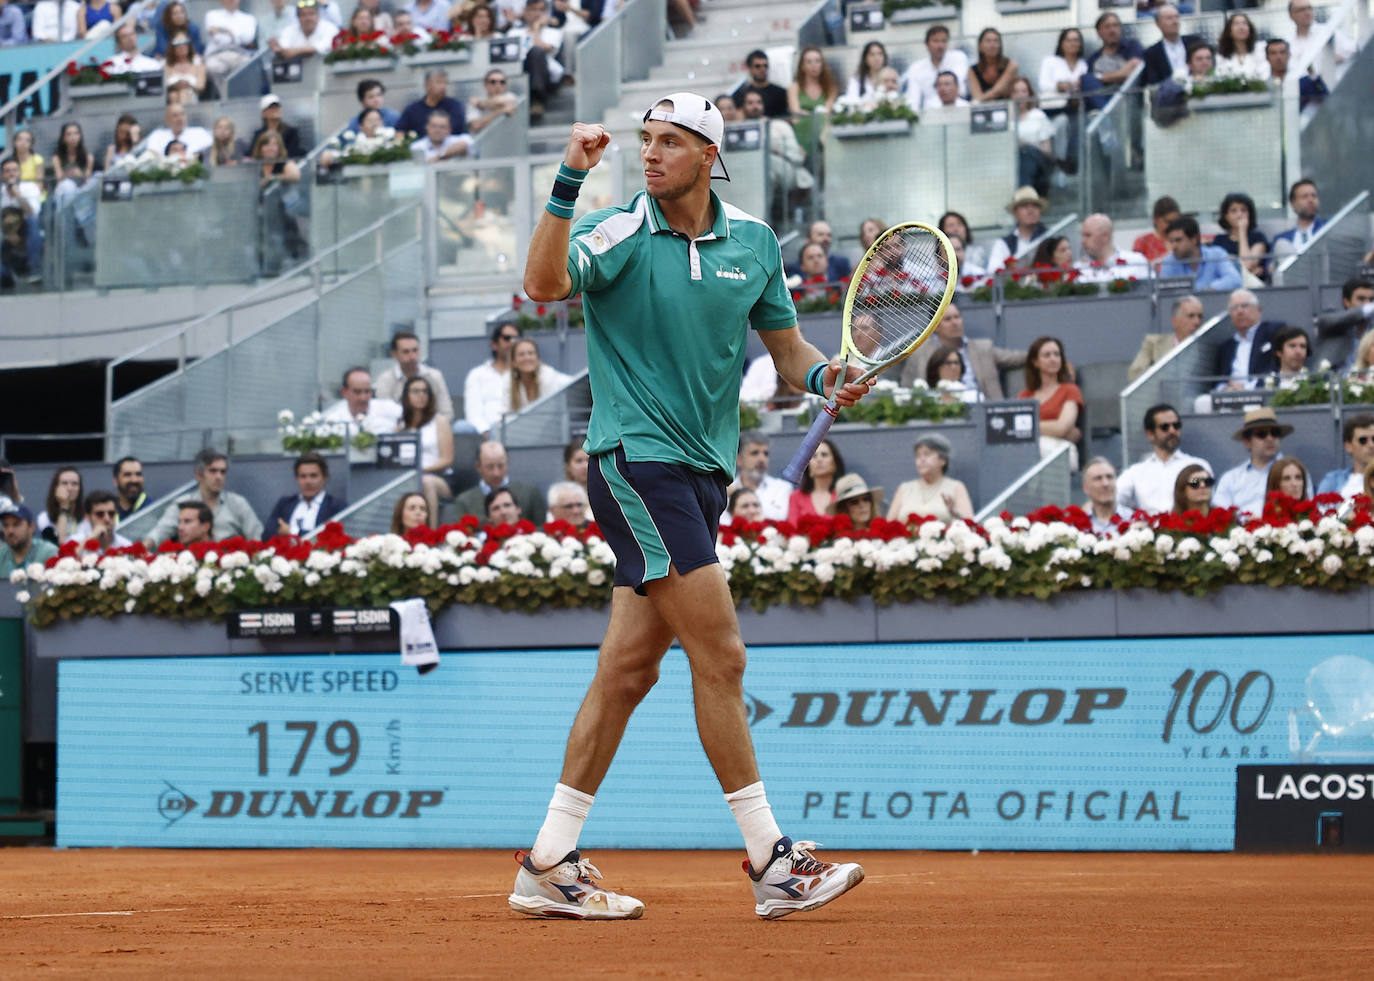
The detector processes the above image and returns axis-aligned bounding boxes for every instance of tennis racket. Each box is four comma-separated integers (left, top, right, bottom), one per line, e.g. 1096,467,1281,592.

781,222,958,485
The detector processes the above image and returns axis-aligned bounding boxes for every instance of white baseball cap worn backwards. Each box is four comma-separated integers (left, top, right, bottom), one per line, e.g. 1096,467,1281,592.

643,91,730,181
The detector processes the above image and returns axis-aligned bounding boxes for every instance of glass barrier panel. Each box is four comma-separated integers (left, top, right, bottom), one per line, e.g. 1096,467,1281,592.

433,163,520,279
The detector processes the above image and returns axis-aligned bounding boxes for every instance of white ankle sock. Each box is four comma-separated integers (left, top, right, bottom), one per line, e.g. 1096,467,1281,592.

529,783,595,870
725,781,783,873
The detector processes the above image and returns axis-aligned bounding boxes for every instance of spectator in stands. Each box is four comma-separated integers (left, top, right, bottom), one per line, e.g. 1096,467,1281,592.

1284,0,1355,72
1018,336,1084,468
1272,179,1325,256
1212,288,1279,391
10,132,43,193
846,41,890,104
787,46,837,159
163,35,208,101
1267,457,1311,503
405,0,452,33
147,449,264,545
146,102,213,157
733,49,788,119
924,71,969,115
1270,325,1311,384
0,0,28,44
925,345,981,404
563,441,588,489
1039,27,1086,173
1010,78,1056,199
112,457,146,519
786,438,844,524
900,302,1024,400
1183,40,1215,85
70,490,132,550
412,110,472,161
787,242,829,290
109,23,161,73
104,115,141,171
207,117,241,166
482,486,521,526
1117,404,1212,515
252,128,302,239
1081,457,1130,534
454,440,544,521
270,0,339,59
1217,13,1266,79
1316,277,1374,372
1213,408,1302,514
1129,294,1204,381
739,89,813,221
722,487,761,528
266,452,347,536
1076,213,1150,283
251,94,304,158
152,1,204,56
1264,38,1328,110
1316,414,1374,498
323,366,405,434
1087,12,1145,92
1213,192,1269,284
1133,195,1180,264
468,70,519,136
398,69,468,139
260,0,297,45
0,160,41,263
829,473,881,532
727,432,789,521
176,501,214,544
986,187,1048,272
32,0,81,41
0,209,32,290
506,338,571,415
390,491,429,534
352,79,402,129
715,94,740,122
1027,236,1073,286
0,459,19,510
346,5,387,44
1158,216,1243,292
76,0,119,38
902,25,969,110
36,467,84,544
859,216,887,252
373,331,454,419
1142,5,1201,86
937,212,984,276
400,376,455,523
800,221,848,282
356,0,393,33
204,0,259,96
50,123,94,184
464,321,521,435
507,0,565,122
456,3,496,37
1172,464,1214,517
546,480,590,528
969,28,1018,103
0,504,58,576
888,433,972,524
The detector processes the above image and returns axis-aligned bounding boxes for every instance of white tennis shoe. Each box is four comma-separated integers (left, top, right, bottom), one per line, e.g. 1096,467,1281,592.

745,837,865,919
508,849,646,920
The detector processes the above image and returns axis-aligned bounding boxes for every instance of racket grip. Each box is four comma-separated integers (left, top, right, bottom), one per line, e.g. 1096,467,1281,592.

781,402,840,486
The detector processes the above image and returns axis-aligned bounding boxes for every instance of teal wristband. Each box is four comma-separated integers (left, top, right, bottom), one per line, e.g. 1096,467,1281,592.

547,163,590,220
805,361,829,397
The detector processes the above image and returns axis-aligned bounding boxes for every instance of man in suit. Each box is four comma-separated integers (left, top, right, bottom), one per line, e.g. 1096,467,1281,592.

1142,5,1202,85
1211,288,1280,390
453,440,544,522
1128,294,1204,381
898,303,1025,400
266,452,347,537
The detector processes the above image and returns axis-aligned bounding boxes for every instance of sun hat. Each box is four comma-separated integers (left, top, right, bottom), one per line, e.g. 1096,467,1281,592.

828,473,884,514
1232,407,1294,441
1006,185,1048,212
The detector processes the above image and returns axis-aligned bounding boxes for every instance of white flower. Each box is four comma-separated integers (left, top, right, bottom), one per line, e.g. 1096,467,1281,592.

14,590,29,604
587,569,606,586
278,409,295,424
1322,554,1343,575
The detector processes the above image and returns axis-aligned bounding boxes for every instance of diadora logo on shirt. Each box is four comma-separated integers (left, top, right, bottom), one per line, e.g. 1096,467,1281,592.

716,265,747,281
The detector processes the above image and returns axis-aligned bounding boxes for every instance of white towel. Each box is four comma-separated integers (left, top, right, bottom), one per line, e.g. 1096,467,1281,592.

390,598,440,674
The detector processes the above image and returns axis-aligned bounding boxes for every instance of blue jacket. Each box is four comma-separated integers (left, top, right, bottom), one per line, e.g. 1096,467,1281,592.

1316,467,1353,496
1212,320,1282,382
1272,217,1328,251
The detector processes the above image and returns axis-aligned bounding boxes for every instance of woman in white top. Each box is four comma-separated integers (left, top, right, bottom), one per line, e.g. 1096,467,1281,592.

505,338,572,416
399,375,454,526
1216,13,1269,79
1011,76,1056,199
843,41,889,104
1038,27,1086,173
164,36,208,102
886,433,973,525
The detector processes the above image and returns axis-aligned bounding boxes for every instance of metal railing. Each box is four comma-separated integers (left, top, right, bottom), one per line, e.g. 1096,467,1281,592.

115,479,198,545
306,470,419,540
573,0,666,127
494,372,592,448
1274,191,1371,287
1118,311,1230,465
975,443,1074,523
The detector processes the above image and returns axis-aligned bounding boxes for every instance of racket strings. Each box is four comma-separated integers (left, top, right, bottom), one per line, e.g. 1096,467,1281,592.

848,227,952,366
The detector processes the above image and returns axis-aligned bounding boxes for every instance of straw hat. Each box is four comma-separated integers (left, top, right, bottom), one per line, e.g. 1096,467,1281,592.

1232,407,1294,441
828,473,884,514
1006,185,1049,212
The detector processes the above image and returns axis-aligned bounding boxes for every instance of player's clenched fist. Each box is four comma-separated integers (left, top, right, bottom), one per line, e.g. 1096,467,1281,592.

565,123,610,171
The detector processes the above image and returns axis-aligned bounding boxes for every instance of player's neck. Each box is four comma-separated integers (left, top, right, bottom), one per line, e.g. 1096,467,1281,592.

656,187,715,239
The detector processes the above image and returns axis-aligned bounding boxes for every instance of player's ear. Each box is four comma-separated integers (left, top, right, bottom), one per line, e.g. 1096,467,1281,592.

701,142,719,173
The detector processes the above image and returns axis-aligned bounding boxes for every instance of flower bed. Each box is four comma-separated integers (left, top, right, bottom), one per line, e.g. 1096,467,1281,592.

12,495,1374,628
278,409,377,452
120,149,205,185
798,378,971,426
511,294,584,330
324,32,395,64
66,58,134,87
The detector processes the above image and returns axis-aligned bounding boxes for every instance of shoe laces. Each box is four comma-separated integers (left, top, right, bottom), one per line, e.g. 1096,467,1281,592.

786,840,830,875
569,856,604,884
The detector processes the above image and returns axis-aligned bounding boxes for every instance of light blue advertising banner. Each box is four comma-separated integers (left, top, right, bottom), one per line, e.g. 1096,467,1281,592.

56,636,1374,849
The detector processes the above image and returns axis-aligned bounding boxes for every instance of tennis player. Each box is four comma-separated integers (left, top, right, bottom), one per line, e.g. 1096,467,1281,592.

508,93,871,921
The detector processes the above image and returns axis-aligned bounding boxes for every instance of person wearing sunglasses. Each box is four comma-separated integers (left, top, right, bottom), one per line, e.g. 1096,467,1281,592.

1316,413,1374,500
467,71,520,136
1117,402,1212,516
1213,408,1306,516
461,320,524,436
1172,464,1215,518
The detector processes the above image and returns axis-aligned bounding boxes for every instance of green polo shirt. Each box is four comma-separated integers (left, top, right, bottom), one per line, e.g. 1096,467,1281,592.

567,190,796,475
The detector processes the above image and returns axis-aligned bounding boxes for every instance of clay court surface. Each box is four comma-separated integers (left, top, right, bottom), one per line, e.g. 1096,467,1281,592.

2,848,1371,979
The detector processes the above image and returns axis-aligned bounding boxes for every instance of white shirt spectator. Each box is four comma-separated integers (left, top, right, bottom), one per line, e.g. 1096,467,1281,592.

1214,455,1308,515
276,18,338,54
986,230,1038,272
259,1,295,44
69,518,133,549
752,474,791,521
901,49,970,110
463,361,509,434
287,495,324,535
1284,25,1356,72
205,6,258,52
1216,51,1269,79
1117,450,1212,516
322,395,403,434
31,0,80,41
509,22,565,84
145,124,214,157
109,50,163,72
411,132,473,161
404,0,451,32
1015,107,1055,147
1037,55,1087,112
740,353,778,404
374,364,454,419
0,179,42,216
1075,248,1151,283
501,363,573,416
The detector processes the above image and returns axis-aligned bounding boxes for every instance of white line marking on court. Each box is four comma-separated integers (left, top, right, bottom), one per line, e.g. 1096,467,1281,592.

414,893,507,901
4,907,189,920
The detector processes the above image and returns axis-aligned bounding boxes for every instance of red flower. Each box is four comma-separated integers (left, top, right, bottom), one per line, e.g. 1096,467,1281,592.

791,290,802,302
65,61,78,76
536,304,547,316
511,294,524,308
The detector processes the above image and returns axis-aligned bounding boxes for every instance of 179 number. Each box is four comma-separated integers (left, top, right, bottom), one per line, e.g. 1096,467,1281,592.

248,720,360,776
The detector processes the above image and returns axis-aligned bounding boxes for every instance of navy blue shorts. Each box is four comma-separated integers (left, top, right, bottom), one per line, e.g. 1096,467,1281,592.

587,445,729,595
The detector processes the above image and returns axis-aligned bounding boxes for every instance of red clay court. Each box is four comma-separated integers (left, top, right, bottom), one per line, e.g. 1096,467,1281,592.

3,848,1371,978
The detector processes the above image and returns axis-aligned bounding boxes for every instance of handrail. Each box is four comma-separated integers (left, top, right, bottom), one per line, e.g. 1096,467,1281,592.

1118,309,1227,463
0,4,142,128
304,470,416,539
1274,189,1371,277
1280,0,1367,179
974,443,1072,524
116,478,198,542
1084,63,1145,138
1016,212,1078,262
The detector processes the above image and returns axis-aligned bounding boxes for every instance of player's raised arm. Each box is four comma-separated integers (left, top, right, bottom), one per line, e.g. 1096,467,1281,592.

523,122,611,302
